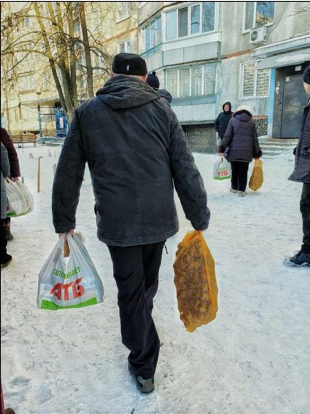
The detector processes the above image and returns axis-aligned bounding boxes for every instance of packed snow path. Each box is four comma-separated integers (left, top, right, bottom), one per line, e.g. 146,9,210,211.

1,145,309,414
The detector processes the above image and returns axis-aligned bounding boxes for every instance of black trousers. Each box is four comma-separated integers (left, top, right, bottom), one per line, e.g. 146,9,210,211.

301,183,310,253
108,241,165,379
0,219,8,261
230,161,250,192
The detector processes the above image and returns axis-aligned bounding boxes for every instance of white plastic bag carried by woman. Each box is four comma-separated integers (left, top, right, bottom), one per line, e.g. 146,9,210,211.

5,178,29,216
213,156,231,180
37,233,104,310
16,181,34,212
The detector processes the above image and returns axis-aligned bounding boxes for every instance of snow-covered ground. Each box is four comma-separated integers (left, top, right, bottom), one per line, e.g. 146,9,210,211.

1,145,309,414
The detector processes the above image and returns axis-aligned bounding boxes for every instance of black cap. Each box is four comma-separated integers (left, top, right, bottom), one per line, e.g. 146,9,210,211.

303,65,310,85
112,53,147,76
146,71,160,89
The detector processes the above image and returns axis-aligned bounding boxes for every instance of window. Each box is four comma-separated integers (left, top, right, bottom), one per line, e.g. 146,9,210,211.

166,10,177,41
202,2,215,33
92,8,101,31
191,5,200,35
166,69,178,98
141,15,162,53
256,69,270,96
117,2,131,22
244,2,275,31
98,53,105,74
191,66,202,96
19,74,35,91
24,17,30,27
256,2,275,27
204,64,216,95
178,8,188,37
119,41,131,53
242,62,270,97
165,64,217,98
165,2,216,41
74,22,81,37
179,68,190,97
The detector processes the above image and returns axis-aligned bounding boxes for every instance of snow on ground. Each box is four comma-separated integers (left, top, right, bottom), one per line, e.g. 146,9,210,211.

1,144,309,414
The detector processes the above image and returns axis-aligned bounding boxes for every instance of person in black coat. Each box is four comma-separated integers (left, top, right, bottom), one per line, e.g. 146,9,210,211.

288,65,310,266
214,102,233,139
146,71,172,104
52,53,210,393
219,105,262,196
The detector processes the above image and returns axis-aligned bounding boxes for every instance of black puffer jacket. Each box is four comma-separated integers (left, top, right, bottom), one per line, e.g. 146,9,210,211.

52,75,210,246
289,99,310,184
158,89,172,104
214,102,233,138
219,109,262,163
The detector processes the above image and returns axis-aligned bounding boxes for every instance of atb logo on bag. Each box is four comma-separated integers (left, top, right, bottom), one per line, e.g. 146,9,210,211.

50,277,85,301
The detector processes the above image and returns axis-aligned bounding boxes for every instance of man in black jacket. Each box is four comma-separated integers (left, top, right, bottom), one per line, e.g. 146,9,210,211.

214,102,233,139
288,65,310,266
52,53,210,393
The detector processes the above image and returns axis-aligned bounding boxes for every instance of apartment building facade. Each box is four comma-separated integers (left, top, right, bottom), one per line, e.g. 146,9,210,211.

138,1,310,151
1,2,310,149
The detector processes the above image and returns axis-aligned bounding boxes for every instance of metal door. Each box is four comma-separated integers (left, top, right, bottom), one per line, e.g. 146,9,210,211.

280,74,305,138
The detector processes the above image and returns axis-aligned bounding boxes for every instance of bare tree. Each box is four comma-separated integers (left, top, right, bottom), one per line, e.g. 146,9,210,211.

1,2,114,123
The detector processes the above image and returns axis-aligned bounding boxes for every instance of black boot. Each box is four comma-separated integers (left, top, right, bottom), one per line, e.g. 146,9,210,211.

289,250,310,266
128,362,155,394
1,254,12,268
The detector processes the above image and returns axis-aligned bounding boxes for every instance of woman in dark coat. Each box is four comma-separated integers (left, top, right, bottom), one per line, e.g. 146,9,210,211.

288,65,310,266
0,128,21,240
219,105,262,196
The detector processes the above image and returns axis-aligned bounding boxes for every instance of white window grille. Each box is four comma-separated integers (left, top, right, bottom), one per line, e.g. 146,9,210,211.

242,62,270,98
165,64,217,98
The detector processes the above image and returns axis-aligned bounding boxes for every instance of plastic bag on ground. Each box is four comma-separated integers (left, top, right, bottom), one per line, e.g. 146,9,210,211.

213,156,231,180
16,181,34,213
173,230,218,333
5,178,29,217
37,233,104,310
249,159,264,191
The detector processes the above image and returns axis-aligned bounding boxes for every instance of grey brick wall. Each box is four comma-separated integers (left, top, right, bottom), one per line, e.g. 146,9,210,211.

254,118,268,137
182,124,217,153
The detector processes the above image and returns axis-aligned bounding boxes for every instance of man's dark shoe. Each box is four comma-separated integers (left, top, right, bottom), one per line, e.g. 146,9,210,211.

1,254,12,268
5,408,16,414
289,251,310,266
128,363,155,394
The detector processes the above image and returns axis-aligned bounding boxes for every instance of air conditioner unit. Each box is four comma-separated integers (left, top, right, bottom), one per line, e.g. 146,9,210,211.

250,27,267,44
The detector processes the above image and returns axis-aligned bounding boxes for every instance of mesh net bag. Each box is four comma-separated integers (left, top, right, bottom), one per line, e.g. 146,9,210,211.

173,230,218,333
249,159,263,191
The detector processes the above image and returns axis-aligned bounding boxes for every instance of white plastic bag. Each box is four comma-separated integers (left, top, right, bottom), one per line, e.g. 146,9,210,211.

37,234,104,310
213,157,231,180
5,179,29,217
16,181,34,213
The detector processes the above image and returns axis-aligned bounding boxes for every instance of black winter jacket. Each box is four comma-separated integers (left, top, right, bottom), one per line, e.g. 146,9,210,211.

289,99,310,184
214,102,233,138
52,75,210,246
219,110,262,163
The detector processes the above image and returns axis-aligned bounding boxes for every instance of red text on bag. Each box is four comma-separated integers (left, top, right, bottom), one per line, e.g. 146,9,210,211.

50,277,85,301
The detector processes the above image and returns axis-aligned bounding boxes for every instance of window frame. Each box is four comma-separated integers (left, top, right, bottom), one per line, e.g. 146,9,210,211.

241,61,270,99
165,63,217,99
164,2,218,43
118,40,132,54
242,2,275,34
140,14,162,54
116,2,131,24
